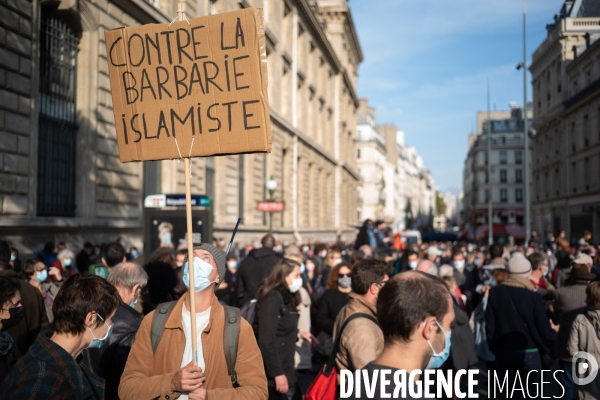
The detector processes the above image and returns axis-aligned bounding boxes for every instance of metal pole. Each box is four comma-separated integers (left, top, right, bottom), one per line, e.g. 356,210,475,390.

269,188,274,234
523,0,531,247
487,81,493,246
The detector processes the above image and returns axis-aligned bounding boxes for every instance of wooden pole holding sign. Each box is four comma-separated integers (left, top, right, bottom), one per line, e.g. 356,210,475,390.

178,3,198,366
103,0,273,367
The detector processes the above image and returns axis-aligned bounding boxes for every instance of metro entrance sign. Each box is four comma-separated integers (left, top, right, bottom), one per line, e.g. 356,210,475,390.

145,194,211,208
258,201,285,212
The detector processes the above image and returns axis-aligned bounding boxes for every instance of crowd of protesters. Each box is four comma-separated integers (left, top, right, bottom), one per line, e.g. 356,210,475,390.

0,221,598,399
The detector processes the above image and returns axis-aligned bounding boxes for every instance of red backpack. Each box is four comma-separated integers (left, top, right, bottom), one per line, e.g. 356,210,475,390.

305,313,377,400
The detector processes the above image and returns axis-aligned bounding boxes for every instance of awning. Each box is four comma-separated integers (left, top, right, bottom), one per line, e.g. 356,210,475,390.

506,224,526,239
475,224,508,239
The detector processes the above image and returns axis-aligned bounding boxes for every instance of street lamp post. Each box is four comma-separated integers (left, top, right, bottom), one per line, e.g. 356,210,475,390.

266,177,278,234
517,0,530,246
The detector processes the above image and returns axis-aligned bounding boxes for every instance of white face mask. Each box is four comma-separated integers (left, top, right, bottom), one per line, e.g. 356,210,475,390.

333,258,342,267
454,260,465,270
288,277,303,293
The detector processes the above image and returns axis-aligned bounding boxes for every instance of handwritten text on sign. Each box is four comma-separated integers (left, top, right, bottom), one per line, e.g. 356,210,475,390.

104,8,271,162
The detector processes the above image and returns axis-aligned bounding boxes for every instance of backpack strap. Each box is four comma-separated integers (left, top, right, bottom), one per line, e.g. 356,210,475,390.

150,301,178,354
222,305,241,387
323,312,377,376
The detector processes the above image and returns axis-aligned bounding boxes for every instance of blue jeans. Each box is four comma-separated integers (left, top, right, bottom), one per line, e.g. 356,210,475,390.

558,361,575,400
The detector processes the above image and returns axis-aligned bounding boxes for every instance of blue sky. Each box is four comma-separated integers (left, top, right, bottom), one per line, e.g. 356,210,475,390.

349,0,565,194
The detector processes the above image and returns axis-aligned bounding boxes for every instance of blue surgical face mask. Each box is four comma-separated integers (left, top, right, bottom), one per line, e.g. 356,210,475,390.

87,314,113,349
409,261,418,270
474,259,481,267
162,232,171,246
63,258,72,267
35,269,48,283
300,263,306,274
10,255,16,262
129,289,139,308
426,321,451,369
488,277,497,287
183,257,216,292
543,268,549,277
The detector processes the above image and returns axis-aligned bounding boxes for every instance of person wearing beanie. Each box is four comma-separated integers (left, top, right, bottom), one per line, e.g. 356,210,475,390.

120,243,268,400
485,253,559,386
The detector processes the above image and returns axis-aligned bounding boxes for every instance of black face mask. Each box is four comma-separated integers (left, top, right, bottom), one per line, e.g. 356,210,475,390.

2,306,24,329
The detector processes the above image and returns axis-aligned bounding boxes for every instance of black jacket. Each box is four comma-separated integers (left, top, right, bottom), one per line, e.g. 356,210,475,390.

486,285,557,355
237,248,281,304
316,289,350,335
83,303,142,400
444,295,478,370
216,269,238,307
0,270,49,362
354,228,371,250
255,288,299,387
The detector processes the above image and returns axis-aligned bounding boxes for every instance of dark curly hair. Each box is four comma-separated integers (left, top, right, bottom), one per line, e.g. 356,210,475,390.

142,261,179,315
0,277,20,310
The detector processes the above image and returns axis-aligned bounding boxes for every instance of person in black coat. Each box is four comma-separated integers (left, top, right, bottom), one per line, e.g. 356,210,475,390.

255,258,303,400
216,254,239,307
83,263,146,400
0,277,21,382
237,234,282,305
301,256,324,304
486,254,558,374
354,219,375,250
314,263,352,359
441,276,478,371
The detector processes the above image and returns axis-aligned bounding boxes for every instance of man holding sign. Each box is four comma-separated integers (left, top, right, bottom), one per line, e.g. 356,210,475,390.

119,243,267,400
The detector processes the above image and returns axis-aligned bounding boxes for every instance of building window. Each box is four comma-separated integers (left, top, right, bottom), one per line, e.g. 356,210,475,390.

484,152,488,165
357,148,360,158
238,155,245,221
515,151,522,165
572,122,576,152
555,169,560,196
585,157,590,191
572,161,577,193
516,189,523,202
500,151,507,165
205,157,215,201
500,189,508,203
37,7,80,217
500,170,507,183
515,169,522,183
584,115,589,147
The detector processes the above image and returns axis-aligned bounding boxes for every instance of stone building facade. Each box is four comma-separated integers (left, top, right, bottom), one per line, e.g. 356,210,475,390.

0,0,361,254
356,98,435,232
530,0,600,242
462,105,532,230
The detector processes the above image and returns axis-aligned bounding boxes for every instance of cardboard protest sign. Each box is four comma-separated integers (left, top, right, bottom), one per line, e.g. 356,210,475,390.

104,7,271,162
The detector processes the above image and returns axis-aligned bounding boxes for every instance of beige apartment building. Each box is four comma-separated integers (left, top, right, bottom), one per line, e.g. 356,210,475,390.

462,106,532,232
0,0,361,253
530,0,600,243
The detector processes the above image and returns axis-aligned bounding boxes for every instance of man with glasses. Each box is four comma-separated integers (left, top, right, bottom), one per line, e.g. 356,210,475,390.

332,259,391,371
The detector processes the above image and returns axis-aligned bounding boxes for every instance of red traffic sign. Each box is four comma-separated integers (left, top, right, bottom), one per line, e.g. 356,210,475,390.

258,201,285,212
